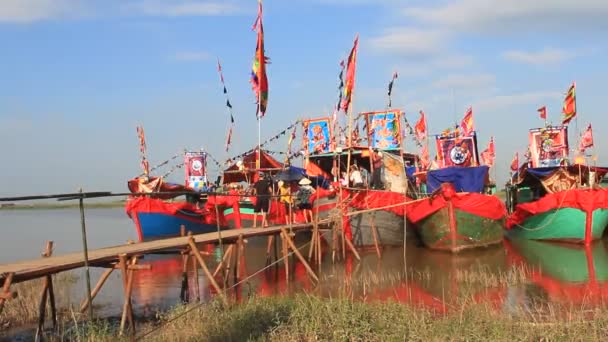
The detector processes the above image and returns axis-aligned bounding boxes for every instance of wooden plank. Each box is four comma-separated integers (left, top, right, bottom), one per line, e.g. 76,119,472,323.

0,222,323,284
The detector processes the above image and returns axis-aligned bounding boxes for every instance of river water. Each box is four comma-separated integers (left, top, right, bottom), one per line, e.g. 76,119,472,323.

1,208,607,319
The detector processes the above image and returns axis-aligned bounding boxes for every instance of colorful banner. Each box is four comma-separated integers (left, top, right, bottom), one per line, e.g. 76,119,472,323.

364,110,402,149
528,126,569,167
184,151,207,191
303,118,332,154
435,135,479,168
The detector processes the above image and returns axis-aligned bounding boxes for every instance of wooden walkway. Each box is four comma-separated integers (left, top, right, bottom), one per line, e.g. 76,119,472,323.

0,222,320,285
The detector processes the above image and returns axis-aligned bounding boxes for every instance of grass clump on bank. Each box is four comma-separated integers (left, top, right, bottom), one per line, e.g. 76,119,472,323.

129,295,608,341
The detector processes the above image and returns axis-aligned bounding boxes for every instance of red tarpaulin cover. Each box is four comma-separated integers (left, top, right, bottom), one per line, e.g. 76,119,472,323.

405,192,506,224
127,177,190,199
125,196,225,226
506,188,608,229
223,149,283,184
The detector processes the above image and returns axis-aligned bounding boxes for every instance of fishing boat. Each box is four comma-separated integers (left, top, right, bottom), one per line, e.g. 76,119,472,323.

126,149,234,241
505,125,608,245
407,126,506,253
304,111,419,248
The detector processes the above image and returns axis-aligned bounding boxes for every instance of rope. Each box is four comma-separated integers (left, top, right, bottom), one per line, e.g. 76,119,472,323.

513,187,574,231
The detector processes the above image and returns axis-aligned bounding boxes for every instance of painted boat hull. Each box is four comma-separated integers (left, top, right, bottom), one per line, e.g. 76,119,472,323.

349,210,405,247
507,208,608,243
415,203,504,253
134,212,221,241
126,197,227,242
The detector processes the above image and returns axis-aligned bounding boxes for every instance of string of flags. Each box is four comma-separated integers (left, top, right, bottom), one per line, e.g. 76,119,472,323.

225,120,300,164
137,150,182,178
217,58,236,152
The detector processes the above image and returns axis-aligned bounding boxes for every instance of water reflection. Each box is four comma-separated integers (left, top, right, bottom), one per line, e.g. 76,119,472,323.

505,238,608,306
3,208,608,319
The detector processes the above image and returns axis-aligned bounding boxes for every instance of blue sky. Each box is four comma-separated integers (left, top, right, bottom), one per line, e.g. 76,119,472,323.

0,0,607,195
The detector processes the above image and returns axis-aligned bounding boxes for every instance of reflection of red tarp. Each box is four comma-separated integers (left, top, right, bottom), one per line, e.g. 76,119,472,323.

127,176,189,199
223,150,283,184
506,188,608,229
406,192,506,223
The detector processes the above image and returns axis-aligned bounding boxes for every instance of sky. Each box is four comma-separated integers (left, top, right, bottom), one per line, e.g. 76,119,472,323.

0,0,607,196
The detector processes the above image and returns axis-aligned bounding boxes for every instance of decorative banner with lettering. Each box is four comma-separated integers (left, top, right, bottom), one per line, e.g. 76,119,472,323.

302,118,332,154
364,110,402,149
528,126,569,167
435,135,479,168
184,151,207,191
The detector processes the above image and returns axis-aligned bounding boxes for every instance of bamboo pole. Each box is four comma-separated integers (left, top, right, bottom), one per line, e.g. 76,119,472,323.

344,234,361,261
180,226,190,303
80,268,113,313
191,252,200,302
212,245,234,277
118,254,136,336
78,189,93,320
368,213,381,259
35,241,55,341
281,232,289,283
0,273,15,315
188,237,228,306
280,228,319,282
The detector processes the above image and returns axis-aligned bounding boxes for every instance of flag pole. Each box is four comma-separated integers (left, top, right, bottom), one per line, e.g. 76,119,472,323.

257,109,261,170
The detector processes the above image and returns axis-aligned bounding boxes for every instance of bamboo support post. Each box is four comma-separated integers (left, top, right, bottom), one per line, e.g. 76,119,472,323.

369,213,382,259
180,226,190,303
35,241,55,341
280,228,319,282
0,273,15,316
331,223,338,264
80,268,113,313
191,253,200,302
344,235,361,261
265,235,274,265
212,245,234,277
188,237,228,306
308,226,317,261
235,234,245,282
118,254,136,337
78,189,94,320
281,232,289,283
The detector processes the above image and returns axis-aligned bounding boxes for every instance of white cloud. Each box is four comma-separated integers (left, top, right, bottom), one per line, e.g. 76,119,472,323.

432,73,495,90
171,51,211,61
0,0,81,23
403,0,608,32
473,91,561,112
368,27,447,56
502,48,577,65
134,0,241,17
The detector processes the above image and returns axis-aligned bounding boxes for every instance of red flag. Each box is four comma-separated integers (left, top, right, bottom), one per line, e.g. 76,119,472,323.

419,144,430,170
580,124,594,152
251,0,269,118
510,152,519,172
136,126,150,176
341,35,359,112
460,107,474,136
225,126,233,152
537,106,547,120
480,137,495,167
414,110,427,141
562,82,576,125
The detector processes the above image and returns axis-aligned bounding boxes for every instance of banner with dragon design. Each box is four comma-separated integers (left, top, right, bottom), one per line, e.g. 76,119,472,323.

528,126,569,168
303,117,332,154
364,110,402,149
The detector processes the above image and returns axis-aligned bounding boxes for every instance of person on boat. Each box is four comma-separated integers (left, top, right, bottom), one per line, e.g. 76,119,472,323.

278,180,293,222
371,150,384,189
349,165,364,188
295,178,316,222
359,165,370,188
340,172,349,187
253,172,271,227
